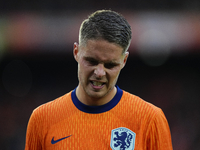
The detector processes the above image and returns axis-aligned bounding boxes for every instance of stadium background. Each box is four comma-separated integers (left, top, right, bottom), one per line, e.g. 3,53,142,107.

0,0,200,149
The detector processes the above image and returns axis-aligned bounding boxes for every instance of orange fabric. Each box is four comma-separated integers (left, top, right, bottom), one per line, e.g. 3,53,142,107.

25,90,173,150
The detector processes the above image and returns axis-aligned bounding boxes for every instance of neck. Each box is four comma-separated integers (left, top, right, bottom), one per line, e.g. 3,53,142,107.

76,85,117,106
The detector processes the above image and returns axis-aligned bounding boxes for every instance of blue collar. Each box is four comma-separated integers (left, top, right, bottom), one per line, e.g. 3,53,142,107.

71,86,123,114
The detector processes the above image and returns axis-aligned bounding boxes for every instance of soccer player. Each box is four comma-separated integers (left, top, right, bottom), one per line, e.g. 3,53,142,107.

25,10,173,150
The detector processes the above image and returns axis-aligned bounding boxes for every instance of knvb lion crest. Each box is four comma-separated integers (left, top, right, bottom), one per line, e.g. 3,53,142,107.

110,127,136,150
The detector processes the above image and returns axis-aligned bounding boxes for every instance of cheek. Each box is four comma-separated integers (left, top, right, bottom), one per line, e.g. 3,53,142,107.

79,63,93,78
108,68,121,81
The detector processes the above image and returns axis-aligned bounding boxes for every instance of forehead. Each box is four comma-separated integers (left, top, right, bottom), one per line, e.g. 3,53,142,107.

80,39,124,61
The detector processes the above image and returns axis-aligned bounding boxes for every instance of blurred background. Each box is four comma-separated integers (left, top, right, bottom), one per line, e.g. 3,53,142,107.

0,0,200,149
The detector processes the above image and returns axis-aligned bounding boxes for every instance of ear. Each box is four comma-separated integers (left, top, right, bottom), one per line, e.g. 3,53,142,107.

73,42,79,62
121,51,129,69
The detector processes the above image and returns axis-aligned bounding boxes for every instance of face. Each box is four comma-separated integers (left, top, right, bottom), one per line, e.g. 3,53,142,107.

74,39,129,105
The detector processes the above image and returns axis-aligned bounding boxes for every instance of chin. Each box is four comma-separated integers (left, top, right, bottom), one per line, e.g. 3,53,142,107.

86,89,107,99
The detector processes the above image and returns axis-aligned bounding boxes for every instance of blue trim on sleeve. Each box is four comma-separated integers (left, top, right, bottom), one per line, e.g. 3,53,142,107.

71,86,123,114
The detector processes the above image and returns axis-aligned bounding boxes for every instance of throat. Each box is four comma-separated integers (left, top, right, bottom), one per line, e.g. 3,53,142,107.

76,85,117,106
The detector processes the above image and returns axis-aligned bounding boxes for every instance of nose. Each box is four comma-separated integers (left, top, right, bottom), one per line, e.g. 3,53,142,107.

94,64,106,78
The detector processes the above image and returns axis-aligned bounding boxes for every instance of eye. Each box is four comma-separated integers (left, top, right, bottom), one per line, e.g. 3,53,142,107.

89,60,98,66
84,57,98,66
104,63,118,69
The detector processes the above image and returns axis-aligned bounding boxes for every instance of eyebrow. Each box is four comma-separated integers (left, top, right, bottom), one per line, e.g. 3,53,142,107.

84,56,120,65
84,57,97,62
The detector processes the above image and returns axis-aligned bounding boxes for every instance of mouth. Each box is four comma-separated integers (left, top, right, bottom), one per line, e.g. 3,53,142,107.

90,81,105,89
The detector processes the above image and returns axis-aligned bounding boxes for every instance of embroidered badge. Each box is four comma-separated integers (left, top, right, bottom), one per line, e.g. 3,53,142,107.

110,127,136,150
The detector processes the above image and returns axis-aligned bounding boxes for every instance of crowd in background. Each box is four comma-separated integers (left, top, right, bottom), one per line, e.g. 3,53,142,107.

0,0,200,11
0,53,200,150
0,0,200,149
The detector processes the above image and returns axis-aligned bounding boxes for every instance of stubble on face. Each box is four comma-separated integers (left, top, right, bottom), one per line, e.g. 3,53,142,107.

75,39,128,106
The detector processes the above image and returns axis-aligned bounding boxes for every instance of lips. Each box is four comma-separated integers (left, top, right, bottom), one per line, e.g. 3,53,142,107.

90,81,105,89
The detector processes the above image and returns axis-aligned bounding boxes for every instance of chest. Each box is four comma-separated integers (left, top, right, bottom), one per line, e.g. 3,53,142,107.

44,112,142,150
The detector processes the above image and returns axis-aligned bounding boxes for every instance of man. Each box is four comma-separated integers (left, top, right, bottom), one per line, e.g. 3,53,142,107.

25,10,173,150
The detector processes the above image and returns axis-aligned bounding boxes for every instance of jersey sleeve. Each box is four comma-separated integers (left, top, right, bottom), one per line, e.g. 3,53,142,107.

25,109,43,150
145,108,173,150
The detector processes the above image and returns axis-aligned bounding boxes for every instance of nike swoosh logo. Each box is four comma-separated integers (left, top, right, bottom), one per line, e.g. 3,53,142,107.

51,135,72,144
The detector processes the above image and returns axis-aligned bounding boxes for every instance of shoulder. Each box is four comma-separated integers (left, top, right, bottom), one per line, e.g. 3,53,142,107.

120,90,169,128
122,90,160,109
121,91,172,149
26,91,74,139
121,90,163,119
31,91,73,119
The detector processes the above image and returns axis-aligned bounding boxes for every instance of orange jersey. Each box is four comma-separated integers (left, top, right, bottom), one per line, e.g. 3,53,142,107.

25,86,173,150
